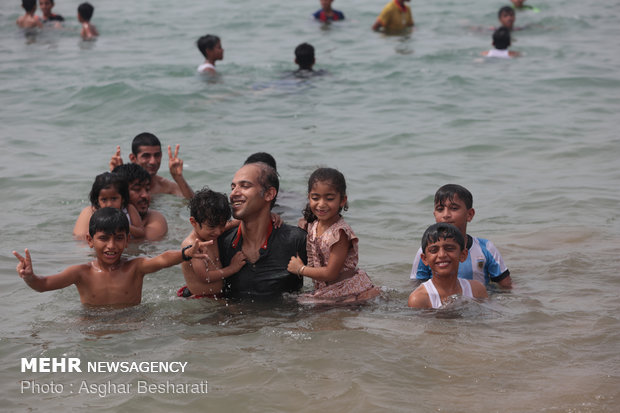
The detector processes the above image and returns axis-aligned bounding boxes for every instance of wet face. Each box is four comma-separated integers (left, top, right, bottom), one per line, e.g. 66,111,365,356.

97,187,123,210
421,237,468,279
130,145,162,177
433,194,474,236
308,180,346,226
191,218,226,242
230,164,272,220
39,0,53,17
87,230,128,266
128,179,151,217
499,11,515,30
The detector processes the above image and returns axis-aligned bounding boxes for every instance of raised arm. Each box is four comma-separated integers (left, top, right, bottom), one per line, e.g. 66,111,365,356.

168,145,194,199
137,240,212,275
109,145,123,172
13,249,81,292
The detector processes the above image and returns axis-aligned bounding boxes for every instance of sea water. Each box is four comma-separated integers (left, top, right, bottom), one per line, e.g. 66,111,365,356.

1,0,619,411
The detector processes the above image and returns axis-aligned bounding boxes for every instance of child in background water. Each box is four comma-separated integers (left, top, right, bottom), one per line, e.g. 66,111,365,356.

77,2,98,40
73,172,144,240
196,34,223,74
288,168,380,304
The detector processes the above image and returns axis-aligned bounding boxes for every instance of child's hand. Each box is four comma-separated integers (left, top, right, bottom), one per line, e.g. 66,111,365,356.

271,213,283,229
168,144,184,178
185,239,213,260
109,145,123,172
13,249,34,280
230,251,247,272
287,255,304,275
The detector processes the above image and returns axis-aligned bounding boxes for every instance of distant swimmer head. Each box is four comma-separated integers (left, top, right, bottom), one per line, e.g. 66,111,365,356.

492,27,511,50
197,34,223,61
498,6,515,30
244,152,277,173
295,43,315,71
78,2,94,22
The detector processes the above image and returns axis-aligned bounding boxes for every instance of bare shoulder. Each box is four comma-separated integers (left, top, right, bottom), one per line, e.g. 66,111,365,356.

145,209,167,224
152,175,179,195
470,280,488,298
408,285,431,309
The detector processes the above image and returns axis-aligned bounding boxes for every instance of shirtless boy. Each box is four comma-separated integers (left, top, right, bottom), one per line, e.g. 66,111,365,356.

112,163,168,241
17,0,43,29
179,188,247,298
109,132,193,199
77,2,98,40
13,208,209,307
408,223,488,309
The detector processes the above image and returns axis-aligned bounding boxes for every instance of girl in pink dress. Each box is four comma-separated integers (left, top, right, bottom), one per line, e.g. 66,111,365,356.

288,168,380,304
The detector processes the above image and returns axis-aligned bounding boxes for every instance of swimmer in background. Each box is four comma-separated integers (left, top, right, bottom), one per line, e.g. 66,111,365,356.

77,2,98,40
372,0,414,33
408,223,488,309
178,188,247,299
313,0,344,22
40,0,64,26
73,172,144,240
196,34,223,75
495,6,524,31
511,0,540,12
481,27,520,58
14,208,210,307
109,132,194,199
294,43,325,77
17,0,43,29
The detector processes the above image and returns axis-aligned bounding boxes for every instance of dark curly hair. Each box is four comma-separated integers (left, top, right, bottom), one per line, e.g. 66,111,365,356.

188,187,231,227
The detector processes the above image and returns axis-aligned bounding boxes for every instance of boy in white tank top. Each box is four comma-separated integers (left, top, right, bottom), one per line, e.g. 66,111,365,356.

408,223,487,309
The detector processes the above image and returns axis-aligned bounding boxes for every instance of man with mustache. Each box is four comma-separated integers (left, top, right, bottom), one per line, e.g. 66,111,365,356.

113,164,168,241
217,162,307,298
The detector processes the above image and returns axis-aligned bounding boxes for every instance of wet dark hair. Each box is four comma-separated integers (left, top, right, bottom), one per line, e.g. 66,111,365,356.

295,43,315,70
89,207,130,237
77,2,94,21
252,162,279,210
23,0,36,12
131,132,161,156
89,172,129,209
498,6,515,18
244,152,277,172
492,27,511,50
421,223,465,253
303,167,348,223
197,34,220,59
434,184,473,210
112,163,152,185
188,187,231,227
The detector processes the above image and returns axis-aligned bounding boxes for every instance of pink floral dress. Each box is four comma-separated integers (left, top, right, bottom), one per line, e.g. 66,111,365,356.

302,217,377,301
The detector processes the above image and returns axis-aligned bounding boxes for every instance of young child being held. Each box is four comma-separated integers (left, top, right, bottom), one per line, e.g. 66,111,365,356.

196,34,223,74
408,223,488,309
178,188,247,298
77,2,98,40
313,0,344,22
73,172,144,240
482,27,520,58
16,0,43,29
410,184,512,288
14,208,210,307
288,168,380,304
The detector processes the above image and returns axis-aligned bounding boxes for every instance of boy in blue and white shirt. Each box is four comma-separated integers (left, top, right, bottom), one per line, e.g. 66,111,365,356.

410,184,512,288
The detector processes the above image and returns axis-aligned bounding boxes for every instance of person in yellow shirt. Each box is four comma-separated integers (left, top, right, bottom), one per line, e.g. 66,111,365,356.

372,0,414,33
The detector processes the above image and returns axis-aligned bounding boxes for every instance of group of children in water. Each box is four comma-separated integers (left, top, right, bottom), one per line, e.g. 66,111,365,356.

13,131,511,310
16,0,98,40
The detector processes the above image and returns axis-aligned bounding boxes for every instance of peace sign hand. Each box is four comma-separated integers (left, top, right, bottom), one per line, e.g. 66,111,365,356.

13,248,34,280
109,145,123,171
168,144,184,179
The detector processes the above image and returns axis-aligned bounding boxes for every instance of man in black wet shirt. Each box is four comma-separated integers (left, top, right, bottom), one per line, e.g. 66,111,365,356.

218,162,307,298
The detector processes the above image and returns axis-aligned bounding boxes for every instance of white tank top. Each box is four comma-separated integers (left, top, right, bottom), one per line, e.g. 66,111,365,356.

422,279,473,309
